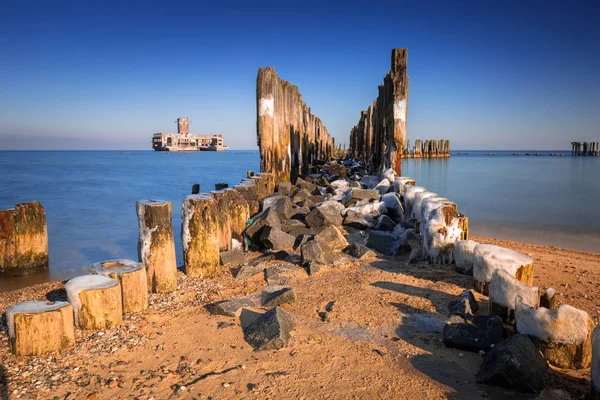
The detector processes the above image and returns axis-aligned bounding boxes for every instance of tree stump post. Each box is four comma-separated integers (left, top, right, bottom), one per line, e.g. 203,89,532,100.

65,275,123,330
136,200,177,294
6,301,74,355
210,190,232,252
235,184,260,215
89,259,148,313
473,244,534,295
182,195,220,278
224,188,250,242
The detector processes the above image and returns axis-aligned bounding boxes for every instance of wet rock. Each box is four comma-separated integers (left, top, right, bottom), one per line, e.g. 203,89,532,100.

476,334,547,394
277,182,293,195
300,240,337,266
443,314,504,352
259,226,296,250
246,208,281,243
220,249,245,266
344,243,377,260
343,210,375,229
366,231,399,256
314,225,348,251
262,286,297,307
305,202,344,228
448,290,479,316
342,188,380,207
211,298,257,317
265,263,306,285
375,215,396,232
243,307,294,351
236,263,267,280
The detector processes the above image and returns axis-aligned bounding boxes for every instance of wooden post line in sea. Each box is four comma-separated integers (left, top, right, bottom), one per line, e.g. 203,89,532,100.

571,141,599,156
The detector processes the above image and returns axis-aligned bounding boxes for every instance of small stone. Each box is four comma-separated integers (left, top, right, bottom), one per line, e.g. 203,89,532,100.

262,286,297,307
211,298,256,317
243,307,295,351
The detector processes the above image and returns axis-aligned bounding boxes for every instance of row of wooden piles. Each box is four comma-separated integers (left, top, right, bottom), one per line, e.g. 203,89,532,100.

571,141,599,156
402,139,451,158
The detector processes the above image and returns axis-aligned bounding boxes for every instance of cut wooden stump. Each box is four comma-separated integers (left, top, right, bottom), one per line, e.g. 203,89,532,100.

6,301,74,355
136,200,177,294
210,190,232,252
234,184,260,216
473,244,533,295
65,275,122,330
224,188,250,242
458,215,469,240
89,259,148,313
182,195,220,278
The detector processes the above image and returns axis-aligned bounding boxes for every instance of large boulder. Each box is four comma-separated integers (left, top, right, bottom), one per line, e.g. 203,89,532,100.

442,314,504,352
366,231,399,256
277,182,293,195
211,298,256,317
281,219,307,233
300,240,337,266
262,286,297,307
260,226,296,250
291,188,313,205
219,249,245,266
305,202,344,228
314,226,348,251
375,215,396,232
243,307,295,351
344,202,386,219
236,263,267,280
265,263,307,285
343,210,375,230
271,196,294,220
344,243,377,260
381,193,404,223
476,334,548,394
374,179,391,195
342,189,379,207
245,208,281,244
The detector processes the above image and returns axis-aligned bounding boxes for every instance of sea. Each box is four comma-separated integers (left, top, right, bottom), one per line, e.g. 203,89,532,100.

1,150,599,291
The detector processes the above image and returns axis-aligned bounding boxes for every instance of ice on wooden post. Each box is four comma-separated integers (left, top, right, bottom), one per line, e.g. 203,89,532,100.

515,297,593,369
0,202,49,276
136,200,177,294
457,214,469,240
454,240,478,275
403,186,426,221
472,244,534,295
6,301,74,355
182,194,220,278
65,275,123,330
89,259,148,314
210,190,232,252
489,269,539,324
394,177,415,195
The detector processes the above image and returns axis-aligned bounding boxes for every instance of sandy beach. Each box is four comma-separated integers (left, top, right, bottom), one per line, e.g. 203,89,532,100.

1,236,598,400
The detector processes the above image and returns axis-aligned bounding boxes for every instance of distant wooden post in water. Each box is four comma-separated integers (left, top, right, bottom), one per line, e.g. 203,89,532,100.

571,141,599,156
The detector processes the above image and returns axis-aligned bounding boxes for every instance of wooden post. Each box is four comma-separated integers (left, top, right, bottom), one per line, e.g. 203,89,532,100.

210,190,232,251
89,259,148,314
6,301,74,355
182,194,220,278
65,275,123,330
192,184,200,194
136,200,177,294
0,202,48,276
224,188,250,242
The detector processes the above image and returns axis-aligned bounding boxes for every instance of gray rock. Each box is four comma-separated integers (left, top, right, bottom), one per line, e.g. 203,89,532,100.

448,290,479,316
293,233,313,250
220,249,245,266
236,263,267,280
314,225,348,251
243,307,295,351
342,188,380,207
251,250,289,265
277,182,293,195
305,202,343,228
343,210,375,230
281,219,307,233
246,208,281,244
366,231,399,256
265,263,306,285
375,215,396,232
476,334,547,394
211,298,257,317
295,178,319,194
381,193,404,223
291,188,313,204
300,240,337,266
344,243,377,260
259,226,296,250
443,314,504,352
271,196,294,220
374,179,391,195
262,286,297,307
311,194,327,204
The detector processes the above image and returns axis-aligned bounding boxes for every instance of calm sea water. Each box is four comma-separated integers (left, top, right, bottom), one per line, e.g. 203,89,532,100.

0,150,598,291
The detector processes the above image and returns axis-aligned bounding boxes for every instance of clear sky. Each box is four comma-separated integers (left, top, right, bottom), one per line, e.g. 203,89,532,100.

1,0,598,150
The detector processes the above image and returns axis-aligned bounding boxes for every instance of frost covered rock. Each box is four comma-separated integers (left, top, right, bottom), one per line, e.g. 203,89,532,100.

383,168,395,183
420,197,450,225
473,244,534,295
375,215,396,231
489,268,539,324
443,314,504,352
403,186,426,220
454,240,478,275
381,193,404,223
447,290,478,316
344,201,386,219
515,297,593,369
393,177,415,195
305,201,344,228
412,192,437,221
476,334,547,394
422,217,462,264
342,188,379,206
374,179,391,195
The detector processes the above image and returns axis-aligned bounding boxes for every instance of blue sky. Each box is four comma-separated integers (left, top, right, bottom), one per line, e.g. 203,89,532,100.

0,0,598,150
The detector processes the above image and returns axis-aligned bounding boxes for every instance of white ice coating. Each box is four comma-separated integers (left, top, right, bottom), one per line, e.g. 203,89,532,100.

423,217,462,264
396,177,415,195
259,97,274,118
136,200,166,265
592,326,600,393
89,259,143,278
381,193,403,216
489,268,539,310
181,195,211,251
65,275,119,325
329,179,350,191
393,99,407,122
420,197,450,224
344,201,386,218
515,297,589,345
473,244,533,283
404,186,426,219
413,192,438,221
6,301,70,339
231,238,243,251
374,179,391,195
454,240,478,273
383,168,395,184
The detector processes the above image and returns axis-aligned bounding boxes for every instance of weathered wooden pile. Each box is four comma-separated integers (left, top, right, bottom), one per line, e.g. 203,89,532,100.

571,141,599,156
348,48,409,176
404,139,451,158
256,67,334,183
